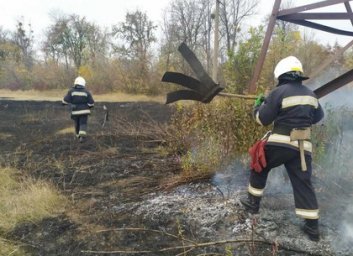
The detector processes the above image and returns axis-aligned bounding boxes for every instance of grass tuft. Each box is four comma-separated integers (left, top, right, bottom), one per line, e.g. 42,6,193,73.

56,127,75,135
0,168,67,237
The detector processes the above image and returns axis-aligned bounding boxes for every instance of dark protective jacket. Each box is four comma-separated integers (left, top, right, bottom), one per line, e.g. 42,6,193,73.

254,80,324,154
62,85,95,116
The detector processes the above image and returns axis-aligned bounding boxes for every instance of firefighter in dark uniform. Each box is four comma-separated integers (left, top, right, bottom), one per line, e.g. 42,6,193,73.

62,76,95,142
240,56,324,241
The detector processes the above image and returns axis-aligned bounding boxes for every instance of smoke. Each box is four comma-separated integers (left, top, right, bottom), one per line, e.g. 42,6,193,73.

211,158,250,198
211,88,353,254
309,64,353,108
314,84,353,252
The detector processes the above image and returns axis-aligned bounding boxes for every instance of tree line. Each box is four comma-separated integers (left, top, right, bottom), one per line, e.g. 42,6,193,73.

0,0,351,95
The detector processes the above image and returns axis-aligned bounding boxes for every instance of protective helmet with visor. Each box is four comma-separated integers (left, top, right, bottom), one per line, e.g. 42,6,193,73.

274,56,305,79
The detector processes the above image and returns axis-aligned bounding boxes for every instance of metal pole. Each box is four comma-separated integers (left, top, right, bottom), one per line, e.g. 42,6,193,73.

212,0,220,83
248,0,282,94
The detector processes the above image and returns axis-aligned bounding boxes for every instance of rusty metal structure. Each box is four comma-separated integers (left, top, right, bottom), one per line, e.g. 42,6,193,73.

162,0,353,103
249,0,353,93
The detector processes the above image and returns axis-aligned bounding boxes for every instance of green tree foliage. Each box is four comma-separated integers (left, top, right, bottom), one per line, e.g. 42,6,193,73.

111,10,158,94
43,14,99,70
222,26,264,94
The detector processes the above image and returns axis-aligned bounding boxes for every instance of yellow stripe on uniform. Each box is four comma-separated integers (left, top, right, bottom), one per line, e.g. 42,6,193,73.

282,96,318,109
248,184,264,197
71,91,88,97
295,208,319,219
267,133,312,152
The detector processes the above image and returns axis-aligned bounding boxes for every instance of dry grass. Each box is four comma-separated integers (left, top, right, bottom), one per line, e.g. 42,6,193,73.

0,239,27,256
0,168,67,231
56,127,75,135
0,132,13,140
0,89,165,103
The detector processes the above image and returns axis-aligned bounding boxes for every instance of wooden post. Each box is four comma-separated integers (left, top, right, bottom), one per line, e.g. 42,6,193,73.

212,0,220,83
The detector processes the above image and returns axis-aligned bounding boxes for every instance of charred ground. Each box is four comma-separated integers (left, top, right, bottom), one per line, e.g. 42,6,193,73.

0,100,352,256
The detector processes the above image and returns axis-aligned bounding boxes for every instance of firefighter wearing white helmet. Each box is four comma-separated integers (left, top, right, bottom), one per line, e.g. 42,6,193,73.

274,56,305,79
74,76,86,87
240,56,324,242
62,76,95,142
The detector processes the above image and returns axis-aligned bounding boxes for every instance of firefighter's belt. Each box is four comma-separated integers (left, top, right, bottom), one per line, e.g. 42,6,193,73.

290,128,311,171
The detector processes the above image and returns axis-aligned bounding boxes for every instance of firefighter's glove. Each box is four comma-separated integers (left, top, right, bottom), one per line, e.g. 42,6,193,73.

254,94,265,107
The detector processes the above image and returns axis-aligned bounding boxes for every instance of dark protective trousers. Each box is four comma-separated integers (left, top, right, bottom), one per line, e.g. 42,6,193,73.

71,115,88,137
249,145,318,215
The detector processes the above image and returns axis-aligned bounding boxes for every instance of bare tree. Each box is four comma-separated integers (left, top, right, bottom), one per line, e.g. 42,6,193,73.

161,0,211,73
112,9,157,78
12,20,34,69
219,0,259,54
43,14,107,69
112,10,157,61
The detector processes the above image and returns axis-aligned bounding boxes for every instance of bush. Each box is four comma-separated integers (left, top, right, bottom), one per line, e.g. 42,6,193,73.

167,99,347,185
167,99,269,178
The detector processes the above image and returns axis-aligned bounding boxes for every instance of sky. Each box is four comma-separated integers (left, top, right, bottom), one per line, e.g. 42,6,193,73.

1,0,353,47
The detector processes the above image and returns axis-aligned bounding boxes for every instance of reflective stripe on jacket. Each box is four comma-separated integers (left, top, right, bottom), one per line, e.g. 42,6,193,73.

254,81,324,153
62,85,95,116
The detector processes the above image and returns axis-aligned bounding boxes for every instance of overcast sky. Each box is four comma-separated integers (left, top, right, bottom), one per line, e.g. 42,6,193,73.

1,0,353,46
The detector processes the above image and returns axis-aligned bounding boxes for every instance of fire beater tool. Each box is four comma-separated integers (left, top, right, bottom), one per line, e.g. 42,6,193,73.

162,42,353,103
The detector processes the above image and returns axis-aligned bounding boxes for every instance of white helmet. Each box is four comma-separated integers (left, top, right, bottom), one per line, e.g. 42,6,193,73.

74,76,86,87
274,56,304,79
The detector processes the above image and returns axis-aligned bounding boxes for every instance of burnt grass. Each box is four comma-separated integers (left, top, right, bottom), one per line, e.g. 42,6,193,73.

1,100,352,256
0,100,181,255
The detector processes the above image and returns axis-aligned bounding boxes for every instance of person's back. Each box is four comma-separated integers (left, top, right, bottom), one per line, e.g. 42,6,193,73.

65,84,94,116
62,76,94,141
241,56,324,242
255,76,324,152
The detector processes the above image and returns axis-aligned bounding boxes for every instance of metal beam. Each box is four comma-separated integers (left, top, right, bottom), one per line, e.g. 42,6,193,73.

344,1,353,26
277,18,353,36
278,12,353,20
314,68,353,98
278,0,351,16
248,0,282,94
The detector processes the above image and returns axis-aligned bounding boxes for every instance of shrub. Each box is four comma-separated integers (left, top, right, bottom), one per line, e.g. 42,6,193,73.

167,99,268,178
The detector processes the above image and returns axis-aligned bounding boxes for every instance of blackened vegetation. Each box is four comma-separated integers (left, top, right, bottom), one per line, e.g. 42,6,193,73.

0,100,179,255
0,100,352,255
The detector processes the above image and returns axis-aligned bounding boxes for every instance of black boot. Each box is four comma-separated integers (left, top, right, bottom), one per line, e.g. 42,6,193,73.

240,193,261,214
303,219,320,241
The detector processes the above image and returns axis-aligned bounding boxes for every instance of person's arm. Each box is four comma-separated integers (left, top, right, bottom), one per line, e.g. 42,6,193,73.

313,102,324,124
87,91,94,108
62,90,72,105
253,90,280,126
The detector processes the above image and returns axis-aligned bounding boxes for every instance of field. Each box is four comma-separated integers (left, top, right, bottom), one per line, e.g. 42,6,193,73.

0,96,352,256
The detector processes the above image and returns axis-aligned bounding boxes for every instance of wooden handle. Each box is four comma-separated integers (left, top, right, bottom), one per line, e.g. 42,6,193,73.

218,92,257,100
299,140,307,171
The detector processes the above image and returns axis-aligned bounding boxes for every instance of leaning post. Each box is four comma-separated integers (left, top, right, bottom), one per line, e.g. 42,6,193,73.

247,0,282,94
